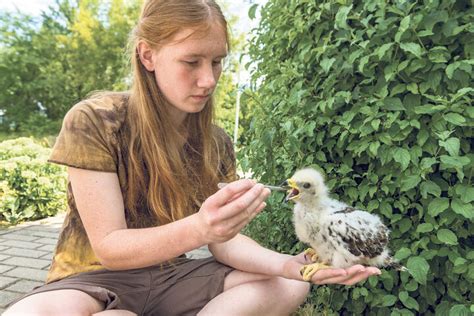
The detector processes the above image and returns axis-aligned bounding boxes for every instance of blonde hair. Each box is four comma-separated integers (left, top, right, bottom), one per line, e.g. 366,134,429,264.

125,0,230,226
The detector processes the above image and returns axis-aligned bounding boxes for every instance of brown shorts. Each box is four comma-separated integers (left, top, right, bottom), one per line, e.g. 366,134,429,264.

10,257,234,315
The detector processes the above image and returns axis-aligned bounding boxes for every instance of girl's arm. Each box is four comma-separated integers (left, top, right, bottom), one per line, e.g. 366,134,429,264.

209,234,382,285
68,167,269,270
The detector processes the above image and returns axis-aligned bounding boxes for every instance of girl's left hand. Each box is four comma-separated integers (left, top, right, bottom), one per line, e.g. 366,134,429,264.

282,252,381,286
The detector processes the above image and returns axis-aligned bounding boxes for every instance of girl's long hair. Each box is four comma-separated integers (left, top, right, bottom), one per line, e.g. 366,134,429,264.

126,0,230,225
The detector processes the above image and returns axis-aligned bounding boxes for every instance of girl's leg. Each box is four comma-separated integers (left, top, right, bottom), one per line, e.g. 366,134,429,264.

4,289,136,316
198,270,310,316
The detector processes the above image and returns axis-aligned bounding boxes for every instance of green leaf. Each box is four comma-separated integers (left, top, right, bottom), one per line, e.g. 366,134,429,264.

400,175,421,192
420,158,437,171
400,42,424,58
369,141,380,156
449,304,471,316
428,197,449,216
395,247,412,261
393,148,411,170
407,83,418,94
455,185,474,203
416,223,433,233
417,130,429,146
440,155,471,169
439,137,460,156
248,4,258,20
377,43,394,59
414,104,446,114
383,97,406,111
451,199,474,219
443,113,466,126
399,291,420,311
382,294,398,307
437,229,458,245
335,5,353,30
446,62,460,79
320,57,336,74
407,256,429,285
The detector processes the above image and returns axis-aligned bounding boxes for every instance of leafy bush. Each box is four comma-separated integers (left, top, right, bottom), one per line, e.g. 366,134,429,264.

0,137,66,224
242,0,473,315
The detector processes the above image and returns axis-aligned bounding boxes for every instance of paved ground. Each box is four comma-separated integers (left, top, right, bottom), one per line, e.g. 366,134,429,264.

0,213,211,313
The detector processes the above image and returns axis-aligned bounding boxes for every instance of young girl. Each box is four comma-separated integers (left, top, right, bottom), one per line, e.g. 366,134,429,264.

5,1,380,315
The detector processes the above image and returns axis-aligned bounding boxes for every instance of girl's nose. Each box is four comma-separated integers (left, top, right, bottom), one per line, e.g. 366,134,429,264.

197,65,217,89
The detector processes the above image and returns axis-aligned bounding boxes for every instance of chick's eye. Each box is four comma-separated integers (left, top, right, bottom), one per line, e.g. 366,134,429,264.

303,182,311,189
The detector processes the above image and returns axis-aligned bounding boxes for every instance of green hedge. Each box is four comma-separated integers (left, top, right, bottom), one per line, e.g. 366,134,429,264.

0,137,66,224
242,0,473,315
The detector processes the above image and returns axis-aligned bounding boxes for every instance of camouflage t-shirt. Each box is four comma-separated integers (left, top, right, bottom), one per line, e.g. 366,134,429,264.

47,92,237,283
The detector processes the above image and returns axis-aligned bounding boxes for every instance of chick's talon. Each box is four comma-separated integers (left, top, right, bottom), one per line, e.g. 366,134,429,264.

300,263,331,281
304,248,319,262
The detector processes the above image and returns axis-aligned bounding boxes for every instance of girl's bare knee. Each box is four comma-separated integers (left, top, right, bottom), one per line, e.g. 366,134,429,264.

93,310,137,316
4,289,104,316
274,277,310,310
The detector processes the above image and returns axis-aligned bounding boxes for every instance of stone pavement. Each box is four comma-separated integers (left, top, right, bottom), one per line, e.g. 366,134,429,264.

0,213,211,314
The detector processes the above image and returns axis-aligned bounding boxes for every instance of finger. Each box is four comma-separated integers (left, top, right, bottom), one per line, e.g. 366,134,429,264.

341,267,381,285
339,269,375,286
245,187,271,217
311,268,348,284
317,266,380,285
311,265,365,284
219,184,266,219
211,179,256,207
231,201,267,232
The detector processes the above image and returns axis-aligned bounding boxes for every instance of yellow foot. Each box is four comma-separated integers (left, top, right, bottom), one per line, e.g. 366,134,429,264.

304,248,319,262
300,262,331,281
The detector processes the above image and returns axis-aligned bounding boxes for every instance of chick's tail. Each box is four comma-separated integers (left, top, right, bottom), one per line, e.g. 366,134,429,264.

385,257,408,272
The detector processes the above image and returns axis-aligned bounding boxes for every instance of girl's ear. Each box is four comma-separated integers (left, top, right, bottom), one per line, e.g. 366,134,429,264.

137,41,155,72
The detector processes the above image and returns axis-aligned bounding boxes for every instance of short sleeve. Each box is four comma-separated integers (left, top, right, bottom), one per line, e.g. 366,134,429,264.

48,102,117,172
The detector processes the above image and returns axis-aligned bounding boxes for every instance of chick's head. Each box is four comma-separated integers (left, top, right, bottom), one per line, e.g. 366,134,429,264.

284,168,328,205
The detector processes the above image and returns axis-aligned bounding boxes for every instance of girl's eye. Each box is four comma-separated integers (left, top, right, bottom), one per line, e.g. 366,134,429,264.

184,61,198,66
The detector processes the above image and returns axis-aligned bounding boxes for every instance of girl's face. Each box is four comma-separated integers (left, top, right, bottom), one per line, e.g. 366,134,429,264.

143,22,227,125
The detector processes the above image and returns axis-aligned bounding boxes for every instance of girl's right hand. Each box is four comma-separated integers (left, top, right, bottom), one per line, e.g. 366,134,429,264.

194,179,270,244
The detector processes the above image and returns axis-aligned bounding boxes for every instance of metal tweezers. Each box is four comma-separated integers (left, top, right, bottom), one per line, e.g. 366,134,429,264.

217,182,287,192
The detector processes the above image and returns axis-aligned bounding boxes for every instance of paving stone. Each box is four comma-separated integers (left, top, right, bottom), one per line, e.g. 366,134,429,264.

3,257,51,269
34,237,58,245
0,290,21,308
0,233,38,242
40,252,54,261
0,254,11,261
0,276,16,289
0,239,44,250
0,265,15,274
187,246,211,259
0,227,21,235
4,267,48,282
2,247,48,259
37,244,55,252
23,230,60,239
6,280,43,294
22,226,61,233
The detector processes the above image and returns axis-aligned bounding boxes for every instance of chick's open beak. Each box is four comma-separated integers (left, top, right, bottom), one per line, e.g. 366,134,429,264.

283,178,300,202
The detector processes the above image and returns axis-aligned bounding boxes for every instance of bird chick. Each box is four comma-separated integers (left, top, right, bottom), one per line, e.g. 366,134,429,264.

284,167,406,281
